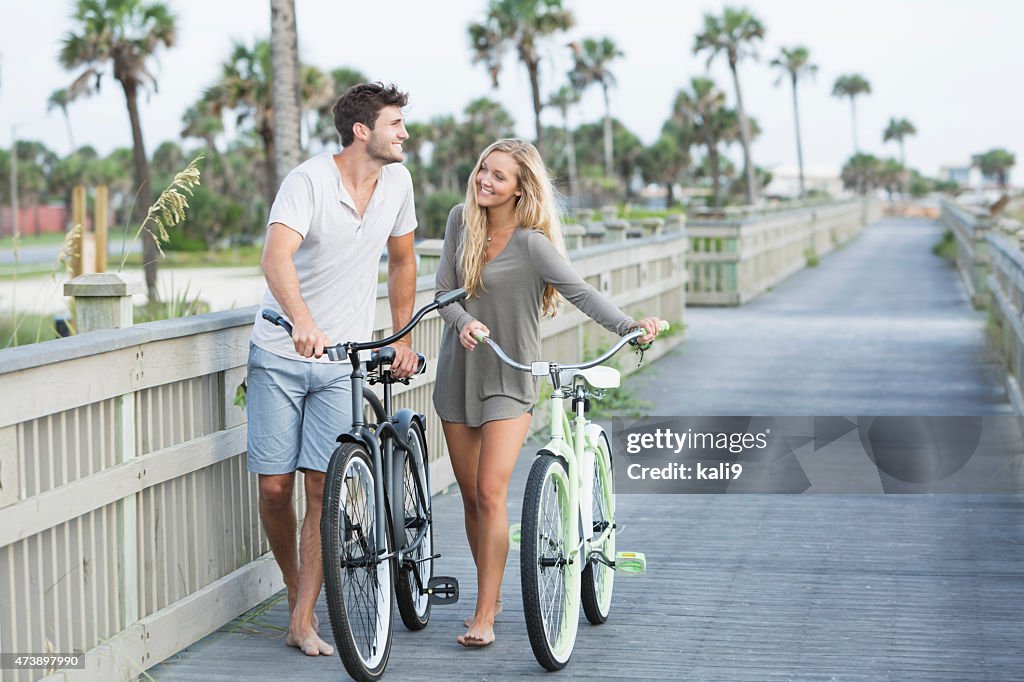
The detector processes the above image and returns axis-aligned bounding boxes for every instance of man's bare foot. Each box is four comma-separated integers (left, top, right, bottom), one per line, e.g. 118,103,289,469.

463,597,502,628
287,593,319,633
456,623,495,648
286,626,334,657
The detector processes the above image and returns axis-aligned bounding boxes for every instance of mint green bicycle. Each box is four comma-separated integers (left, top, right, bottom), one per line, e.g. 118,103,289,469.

475,321,667,670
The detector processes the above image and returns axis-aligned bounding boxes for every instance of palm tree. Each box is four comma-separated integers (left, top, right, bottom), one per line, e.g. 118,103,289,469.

672,77,736,207
204,41,329,209
693,6,766,205
181,99,240,196
270,0,301,186
882,117,916,168
832,74,871,155
841,153,882,195
639,123,693,208
569,37,623,178
547,84,580,201
971,148,1016,188
468,0,575,144
59,0,177,301
46,88,76,152
770,46,816,198
312,67,368,148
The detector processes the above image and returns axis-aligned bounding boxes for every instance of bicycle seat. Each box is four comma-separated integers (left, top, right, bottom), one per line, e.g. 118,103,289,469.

560,366,620,389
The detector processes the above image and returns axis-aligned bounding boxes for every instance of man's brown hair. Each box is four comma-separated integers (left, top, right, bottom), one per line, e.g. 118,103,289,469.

332,82,409,147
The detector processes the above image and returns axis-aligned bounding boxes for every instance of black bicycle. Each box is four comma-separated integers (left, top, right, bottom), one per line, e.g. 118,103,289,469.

261,289,465,681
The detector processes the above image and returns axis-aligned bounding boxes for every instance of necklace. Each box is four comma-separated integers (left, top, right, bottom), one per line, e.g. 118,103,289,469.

486,219,517,243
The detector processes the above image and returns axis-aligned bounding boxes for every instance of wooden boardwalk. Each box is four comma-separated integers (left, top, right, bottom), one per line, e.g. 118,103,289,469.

151,218,1024,680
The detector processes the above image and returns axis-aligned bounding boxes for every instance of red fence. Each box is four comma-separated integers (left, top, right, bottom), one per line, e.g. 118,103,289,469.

0,205,68,235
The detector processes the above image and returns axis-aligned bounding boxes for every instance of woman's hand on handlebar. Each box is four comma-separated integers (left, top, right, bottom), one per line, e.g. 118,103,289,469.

633,317,662,345
459,320,490,350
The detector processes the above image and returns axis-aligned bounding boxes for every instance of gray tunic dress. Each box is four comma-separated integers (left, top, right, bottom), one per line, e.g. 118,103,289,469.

433,204,636,427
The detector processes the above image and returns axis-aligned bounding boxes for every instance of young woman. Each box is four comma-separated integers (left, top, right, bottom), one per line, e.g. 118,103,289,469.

433,139,661,647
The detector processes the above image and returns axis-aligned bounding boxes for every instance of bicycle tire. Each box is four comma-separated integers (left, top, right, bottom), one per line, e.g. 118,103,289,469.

322,442,394,682
521,454,580,671
582,430,615,624
395,420,433,630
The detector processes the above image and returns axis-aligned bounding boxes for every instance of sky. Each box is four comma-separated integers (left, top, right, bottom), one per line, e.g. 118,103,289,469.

0,0,1020,181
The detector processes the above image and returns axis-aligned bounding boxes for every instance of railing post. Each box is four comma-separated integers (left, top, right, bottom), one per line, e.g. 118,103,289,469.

63,272,142,333
63,272,142,628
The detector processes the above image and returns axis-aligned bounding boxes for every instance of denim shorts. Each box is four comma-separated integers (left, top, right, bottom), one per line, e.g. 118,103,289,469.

246,344,353,475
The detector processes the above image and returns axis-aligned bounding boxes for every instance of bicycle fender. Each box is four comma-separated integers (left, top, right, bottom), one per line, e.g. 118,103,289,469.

392,408,425,441
336,425,375,448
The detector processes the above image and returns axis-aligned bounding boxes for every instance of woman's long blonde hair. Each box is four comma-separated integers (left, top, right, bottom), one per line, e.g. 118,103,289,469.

461,138,566,317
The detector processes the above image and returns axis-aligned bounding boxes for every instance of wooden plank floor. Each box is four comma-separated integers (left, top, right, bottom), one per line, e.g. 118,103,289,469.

151,219,1024,680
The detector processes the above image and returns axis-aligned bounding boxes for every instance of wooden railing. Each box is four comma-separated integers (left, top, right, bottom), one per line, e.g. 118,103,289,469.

984,224,1024,413
939,196,995,306
0,231,688,681
685,198,880,305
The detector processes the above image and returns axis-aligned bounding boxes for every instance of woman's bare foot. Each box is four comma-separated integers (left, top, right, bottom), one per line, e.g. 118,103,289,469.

456,622,495,648
464,597,502,628
286,625,334,656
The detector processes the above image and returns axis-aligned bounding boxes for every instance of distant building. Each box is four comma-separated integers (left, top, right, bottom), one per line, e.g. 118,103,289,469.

763,164,844,199
938,165,981,187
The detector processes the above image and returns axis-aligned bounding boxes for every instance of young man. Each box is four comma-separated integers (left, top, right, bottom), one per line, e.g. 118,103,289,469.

246,82,419,657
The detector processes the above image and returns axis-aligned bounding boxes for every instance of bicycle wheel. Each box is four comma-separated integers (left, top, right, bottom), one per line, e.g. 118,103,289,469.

521,454,580,670
322,443,394,682
582,430,615,624
395,420,433,630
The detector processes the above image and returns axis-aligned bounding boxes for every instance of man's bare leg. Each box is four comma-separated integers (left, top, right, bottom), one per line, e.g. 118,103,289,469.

286,469,334,656
259,473,300,605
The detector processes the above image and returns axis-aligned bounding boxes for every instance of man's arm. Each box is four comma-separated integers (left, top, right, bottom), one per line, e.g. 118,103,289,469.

262,223,329,358
386,230,418,377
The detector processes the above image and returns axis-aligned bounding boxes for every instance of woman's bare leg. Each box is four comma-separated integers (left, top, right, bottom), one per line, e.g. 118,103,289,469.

457,413,531,646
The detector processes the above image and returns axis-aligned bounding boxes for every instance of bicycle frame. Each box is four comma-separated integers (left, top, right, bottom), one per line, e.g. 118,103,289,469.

477,327,652,569
261,288,466,574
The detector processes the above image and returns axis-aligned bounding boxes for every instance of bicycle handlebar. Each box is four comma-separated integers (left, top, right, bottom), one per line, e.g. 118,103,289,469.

473,320,669,373
261,288,468,358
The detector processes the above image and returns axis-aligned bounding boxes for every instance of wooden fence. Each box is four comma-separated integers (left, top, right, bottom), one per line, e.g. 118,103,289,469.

0,231,688,681
686,198,881,305
939,196,995,307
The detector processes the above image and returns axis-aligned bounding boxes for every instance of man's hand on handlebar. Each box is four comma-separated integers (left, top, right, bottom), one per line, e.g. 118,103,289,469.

292,316,331,359
459,320,490,351
390,340,420,378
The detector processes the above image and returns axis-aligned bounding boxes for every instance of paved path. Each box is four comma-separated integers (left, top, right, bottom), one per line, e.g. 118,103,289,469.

150,218,1023,680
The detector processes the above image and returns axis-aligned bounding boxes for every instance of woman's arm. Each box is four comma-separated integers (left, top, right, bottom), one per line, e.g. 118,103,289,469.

526,230,637,336
435,205,477,333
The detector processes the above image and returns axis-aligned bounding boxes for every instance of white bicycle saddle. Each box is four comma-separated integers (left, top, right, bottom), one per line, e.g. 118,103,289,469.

561,366,621,389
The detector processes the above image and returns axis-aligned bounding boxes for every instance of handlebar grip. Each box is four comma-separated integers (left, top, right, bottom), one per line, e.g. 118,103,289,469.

261,309,294,336
435,288,468,309
471,330,489,342
659,320,671,332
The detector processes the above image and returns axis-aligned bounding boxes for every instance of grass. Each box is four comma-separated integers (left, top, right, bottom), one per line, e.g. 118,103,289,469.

219,591,288,637
121,245,263,269
1,312,65,347
805,248,820,267
932,229,957,263
0,232,68,248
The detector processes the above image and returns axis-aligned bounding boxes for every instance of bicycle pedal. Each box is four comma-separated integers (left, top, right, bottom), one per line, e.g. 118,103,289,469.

509,523,521,551
426,576,460,605
615,551,647,576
